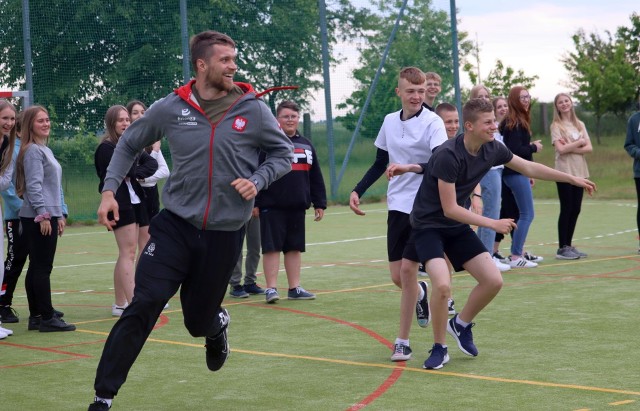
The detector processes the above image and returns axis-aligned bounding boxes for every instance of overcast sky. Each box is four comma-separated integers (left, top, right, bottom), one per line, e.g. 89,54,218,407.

311,0,636,120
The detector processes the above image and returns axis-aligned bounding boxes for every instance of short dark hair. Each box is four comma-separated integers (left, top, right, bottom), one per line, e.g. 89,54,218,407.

276,100,300,116
463,98,494,124
190,31,236,72
435,102,457,117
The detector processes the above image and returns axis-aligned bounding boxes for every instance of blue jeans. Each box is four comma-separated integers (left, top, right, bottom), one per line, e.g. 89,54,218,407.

502,173,535,256
477,168,502,253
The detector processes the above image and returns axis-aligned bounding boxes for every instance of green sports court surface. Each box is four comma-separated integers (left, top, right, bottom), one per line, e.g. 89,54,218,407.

1,200,638,410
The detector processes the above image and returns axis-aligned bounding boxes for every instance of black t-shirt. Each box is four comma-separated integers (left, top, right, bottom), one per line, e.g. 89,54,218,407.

410,134,513,229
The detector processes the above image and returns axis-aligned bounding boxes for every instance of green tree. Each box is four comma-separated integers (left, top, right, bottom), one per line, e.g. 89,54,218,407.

0,0,369,132
616,12,640,100
337,0,473,139
190,0,370,113
479,59,538,99
561,29,637,143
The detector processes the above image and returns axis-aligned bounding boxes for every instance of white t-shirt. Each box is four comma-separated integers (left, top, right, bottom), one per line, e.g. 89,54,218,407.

375,108,447,214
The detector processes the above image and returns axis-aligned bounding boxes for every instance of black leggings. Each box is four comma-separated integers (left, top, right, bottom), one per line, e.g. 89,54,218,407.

0,219,29,307
21,217,59,320
556,182,584,247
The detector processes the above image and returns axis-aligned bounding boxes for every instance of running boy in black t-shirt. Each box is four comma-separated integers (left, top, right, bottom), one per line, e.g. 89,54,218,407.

386,98,596,370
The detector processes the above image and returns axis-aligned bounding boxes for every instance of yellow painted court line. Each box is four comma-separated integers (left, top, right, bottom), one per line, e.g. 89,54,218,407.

75,328,640,397
609,399,636,406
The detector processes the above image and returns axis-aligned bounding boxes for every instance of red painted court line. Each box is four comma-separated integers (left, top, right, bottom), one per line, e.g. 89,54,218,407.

0,357,88,369
248,303,403,409
0,341,92,358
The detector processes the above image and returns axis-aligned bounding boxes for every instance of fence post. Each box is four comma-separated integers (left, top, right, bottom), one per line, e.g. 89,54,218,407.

303,113,312,141
22,0,34,106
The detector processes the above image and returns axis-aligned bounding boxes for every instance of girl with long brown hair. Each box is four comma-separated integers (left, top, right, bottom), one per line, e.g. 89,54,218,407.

15,105,75,332
500,86,543,268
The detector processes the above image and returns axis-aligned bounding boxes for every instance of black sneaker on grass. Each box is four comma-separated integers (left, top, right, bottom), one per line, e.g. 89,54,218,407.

390,343,412,362
423,343,449,369
205,308,230,371
416,281,430,328
0,306,19,323
447,315,478,356
88,399,111,410
418,263,428,277
28,315,41,330
39,316,76,332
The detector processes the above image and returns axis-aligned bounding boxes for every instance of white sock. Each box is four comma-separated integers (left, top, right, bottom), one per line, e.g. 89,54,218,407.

395,338,409,346
456,317,470,328
95,397,112,407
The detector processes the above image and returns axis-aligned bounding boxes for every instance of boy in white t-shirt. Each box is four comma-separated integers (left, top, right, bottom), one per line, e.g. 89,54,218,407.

349,67,447,361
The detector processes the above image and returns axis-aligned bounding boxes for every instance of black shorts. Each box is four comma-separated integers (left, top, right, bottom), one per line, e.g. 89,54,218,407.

413,225,488,272
111,203,149,230
260,208,305,253
142,186,161,219
387,210,419,262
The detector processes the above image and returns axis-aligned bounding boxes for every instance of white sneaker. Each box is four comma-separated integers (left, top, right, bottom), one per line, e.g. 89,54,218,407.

163,303,170,310
0,324,14,336
0,328,8,339
493,257,511,272
112,304,128,317
508,256,538,268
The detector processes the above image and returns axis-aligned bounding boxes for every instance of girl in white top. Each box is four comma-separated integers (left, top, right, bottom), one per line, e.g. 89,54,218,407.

550,93,592,259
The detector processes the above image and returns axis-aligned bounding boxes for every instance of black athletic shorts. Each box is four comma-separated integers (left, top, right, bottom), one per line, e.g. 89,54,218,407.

259,208,305,253
387,210,419,263
412,224,488,272
111,203,149,230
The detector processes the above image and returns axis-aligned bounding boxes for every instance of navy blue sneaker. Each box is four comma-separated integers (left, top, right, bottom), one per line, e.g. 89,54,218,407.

265,288,280,303
416,281,430,328
229,285,249,298
287,286,315,300
243,283,265,295
447,315,478,356
423,343,449,369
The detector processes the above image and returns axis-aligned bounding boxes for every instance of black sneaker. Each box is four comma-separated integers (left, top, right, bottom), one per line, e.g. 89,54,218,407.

416,281,430,328
390,343,412,362
0,306,19,323
88,399,111,410
447,315,478,356
53,308,65,318
423,343,450,369
493,251,507,262
418,263,428,277
39,316,76,332
28,315,41,331
205,308,230,371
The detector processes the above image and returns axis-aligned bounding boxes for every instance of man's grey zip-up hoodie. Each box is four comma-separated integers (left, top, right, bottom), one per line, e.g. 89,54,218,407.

102,80,294,231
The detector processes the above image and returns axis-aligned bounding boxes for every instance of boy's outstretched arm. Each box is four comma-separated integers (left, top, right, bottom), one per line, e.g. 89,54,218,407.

505,155,596,196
